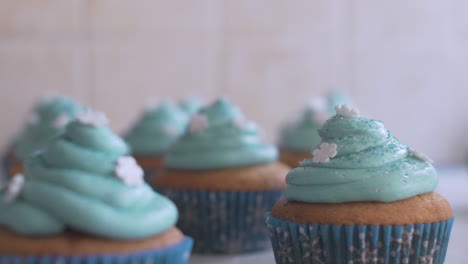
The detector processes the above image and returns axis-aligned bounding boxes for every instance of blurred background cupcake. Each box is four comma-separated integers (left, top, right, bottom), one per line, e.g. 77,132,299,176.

278,92,351,167
152,98,290,254
124,101,190,179
2,95,83,176
267,105,453,264
0,110,193,264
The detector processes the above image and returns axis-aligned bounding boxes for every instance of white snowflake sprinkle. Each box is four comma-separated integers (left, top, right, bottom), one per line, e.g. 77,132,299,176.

232,116,250,129
335,104,360,118
28,113,40,125
115,156,144,186
409,149,434,163
77,111,109,127
52,113,70,128
163,125,178,135
3,174,25,204
189,114,208,134
312,143,338,163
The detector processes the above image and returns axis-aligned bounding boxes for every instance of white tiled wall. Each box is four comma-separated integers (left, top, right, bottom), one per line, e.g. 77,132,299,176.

1,0,467,164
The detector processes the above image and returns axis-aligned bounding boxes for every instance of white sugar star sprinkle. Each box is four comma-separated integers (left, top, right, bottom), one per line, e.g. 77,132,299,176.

28,113,40,125
312,143,338,163
3,174,25,204
52,113,70,128
115,156,144,186
409,149,434,163
189,114,208,134
335,104,360,118
163,125,178,135
77,111,109,127
232,116,250,129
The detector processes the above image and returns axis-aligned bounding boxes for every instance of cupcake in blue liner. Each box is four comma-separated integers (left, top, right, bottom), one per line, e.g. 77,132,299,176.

151,98,290,254
0,110,193,264
124,102,189,180
279,92,351,168
3,95,83,177
266,105,453,264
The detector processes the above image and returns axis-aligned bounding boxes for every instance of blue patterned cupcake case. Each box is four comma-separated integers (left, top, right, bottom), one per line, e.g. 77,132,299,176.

156,188,284,254
265,213,453,264
0,236,193,264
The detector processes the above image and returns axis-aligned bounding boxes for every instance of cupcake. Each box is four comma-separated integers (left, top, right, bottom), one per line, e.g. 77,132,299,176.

3,95,83,176
152,98,290,254
124,102,188,178
0,110,193,264
266,105,453,264
279,93,350,167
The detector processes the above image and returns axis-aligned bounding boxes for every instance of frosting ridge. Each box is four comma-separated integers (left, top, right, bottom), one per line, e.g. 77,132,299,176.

285,109,437,203
165,98,278,170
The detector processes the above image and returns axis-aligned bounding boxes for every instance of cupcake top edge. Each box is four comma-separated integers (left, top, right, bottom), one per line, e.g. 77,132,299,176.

285,104,437,204
165,97,278,170
0,110,178,240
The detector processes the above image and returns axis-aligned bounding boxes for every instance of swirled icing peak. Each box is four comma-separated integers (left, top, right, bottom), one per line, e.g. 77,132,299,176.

165,98,278,170
13,96,83,160
0,111,178,239
285,105,437,203
124,102,188,155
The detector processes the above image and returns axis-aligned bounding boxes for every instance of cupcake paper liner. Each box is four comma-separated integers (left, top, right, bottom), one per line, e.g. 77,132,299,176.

155,187,284,254
0,236,193,264
265,213,453,264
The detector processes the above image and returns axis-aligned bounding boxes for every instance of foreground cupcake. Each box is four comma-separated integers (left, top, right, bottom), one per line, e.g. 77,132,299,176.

0,111,193,264
279,93,350,167
124,102,189,178
152,98,290,254
3,95,83,176
266,105,453,264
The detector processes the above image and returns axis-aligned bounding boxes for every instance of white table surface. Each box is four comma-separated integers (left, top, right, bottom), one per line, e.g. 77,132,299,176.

190,166,468,264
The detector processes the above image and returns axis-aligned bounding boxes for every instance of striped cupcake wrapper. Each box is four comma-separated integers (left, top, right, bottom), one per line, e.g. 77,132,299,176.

0,236,193,264
155,187,284,254
265,213,453,264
